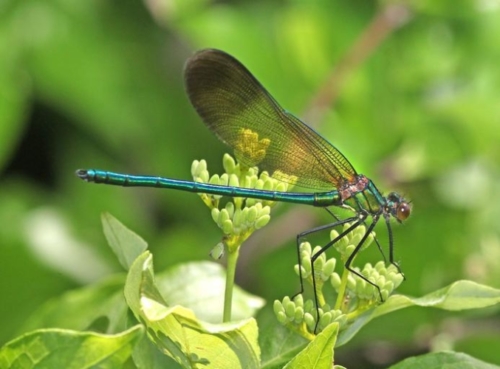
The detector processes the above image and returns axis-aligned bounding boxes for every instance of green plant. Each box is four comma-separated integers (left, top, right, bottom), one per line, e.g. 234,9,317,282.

2,156,500,368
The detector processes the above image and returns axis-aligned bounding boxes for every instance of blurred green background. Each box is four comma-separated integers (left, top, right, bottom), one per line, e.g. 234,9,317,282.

1,0,499,367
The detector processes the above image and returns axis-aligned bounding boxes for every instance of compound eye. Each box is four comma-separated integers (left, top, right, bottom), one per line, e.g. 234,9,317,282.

397,202,411,221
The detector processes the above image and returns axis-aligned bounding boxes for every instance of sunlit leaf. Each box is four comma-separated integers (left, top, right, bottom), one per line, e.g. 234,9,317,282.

102,212,147,270
337,280,500,346
283,322,338,369
124,251,261,368
0,326,143,369
157,261,265,323
389,350,500,369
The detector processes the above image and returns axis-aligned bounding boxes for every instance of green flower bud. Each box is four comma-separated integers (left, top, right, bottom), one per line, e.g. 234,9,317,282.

273,299,284,314
247,206,257,222
376,275,386,288
319,311,332,330
304,313,315,331
350,233,362,248
220,173,229,186
300,242,312,256
232,209,242,227
321,259,336,281
229,173,239,187
191,159,207,177
284,300,296,318
255,214,270,229
294,306,304,323
330,229,339,242
276,182,287,192
330,273,341,289
247,167,257,177
313,254,324,272
301,256,312,276
381,289,389,301
209,174,220,185
240,175,251,189
304,299,314,313
211,208,220,223
262,178,273,191
312,245,323,257
223,153,236,174
345,244,355,256
293,294,304,307
197,171,208,183
384,280,394,292
255,179,264,190
347,274,356,290
225,202,234,217
276,311,287,324
222,219,233,234
293,264,304,277
334,314,348,327
219,209,230,223
375,260,385,272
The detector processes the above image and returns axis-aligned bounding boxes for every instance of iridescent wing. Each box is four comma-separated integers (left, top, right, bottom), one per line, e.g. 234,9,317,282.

185,49,358,191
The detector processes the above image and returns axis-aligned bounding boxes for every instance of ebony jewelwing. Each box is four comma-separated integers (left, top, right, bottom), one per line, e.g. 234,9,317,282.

77,49,411,317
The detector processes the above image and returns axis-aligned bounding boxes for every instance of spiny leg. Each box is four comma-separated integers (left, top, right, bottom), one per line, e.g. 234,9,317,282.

309,217,366,333
372,232,387,264
384,215,405,278
324,207,341,222
344,216,383,301
292,214,360,299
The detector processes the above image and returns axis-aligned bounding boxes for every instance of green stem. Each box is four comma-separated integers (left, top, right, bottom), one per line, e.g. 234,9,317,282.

334,266,350,311
346,302,375,320
315,280,326,308
223,247,240,322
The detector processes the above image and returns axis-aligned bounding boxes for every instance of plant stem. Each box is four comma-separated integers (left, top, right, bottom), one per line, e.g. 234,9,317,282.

334,267,350,311
223,247,240,322
315,280,326,308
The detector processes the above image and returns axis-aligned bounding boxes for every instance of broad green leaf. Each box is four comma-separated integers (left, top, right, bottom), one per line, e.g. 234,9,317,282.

124,251,261,369
259,311,308,369
283,322,338,369
0,325,143,369
156,261,265,323
18,275,127,334
102,212,147,270
389,350,500,369
132,334,182,369
337,280,500,346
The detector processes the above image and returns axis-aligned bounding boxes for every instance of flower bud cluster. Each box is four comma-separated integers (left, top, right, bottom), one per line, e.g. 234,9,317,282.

274,295,348,335
191,153,295,252
277,223,404,338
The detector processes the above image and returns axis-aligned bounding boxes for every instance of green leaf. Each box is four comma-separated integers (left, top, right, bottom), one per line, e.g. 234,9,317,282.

388,351,500,369
259,310,308,369
124,251,261,369
0,325,143,369
132,335,182,369
101,212,148,270
337,280,500,347
156,261,265,323
284,322,338,369
17,275,127,334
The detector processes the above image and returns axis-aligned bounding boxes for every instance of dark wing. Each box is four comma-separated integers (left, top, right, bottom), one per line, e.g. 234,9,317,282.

184,49,357,190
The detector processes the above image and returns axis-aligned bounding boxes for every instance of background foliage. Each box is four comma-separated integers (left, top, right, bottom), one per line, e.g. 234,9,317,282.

1,0,499,367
